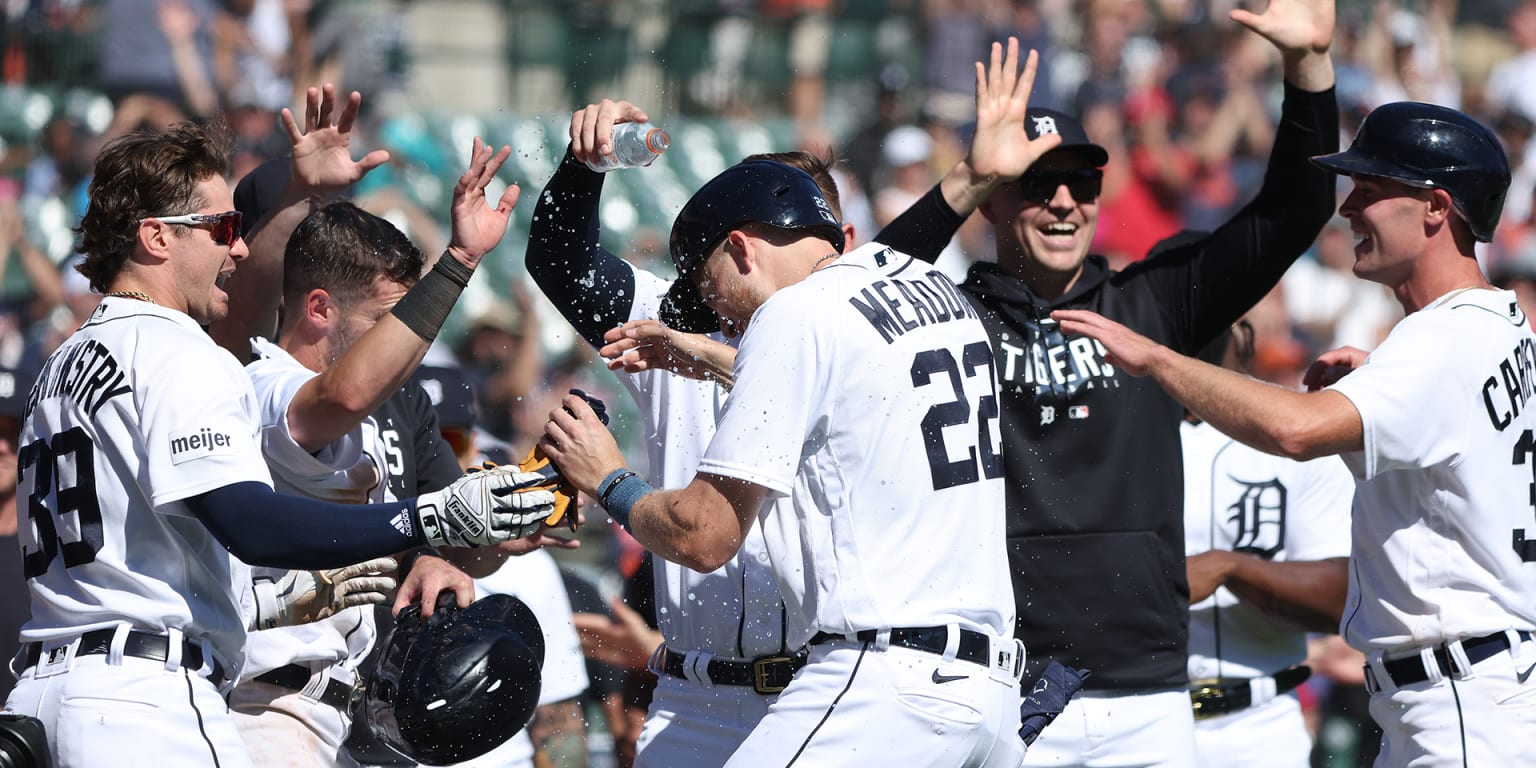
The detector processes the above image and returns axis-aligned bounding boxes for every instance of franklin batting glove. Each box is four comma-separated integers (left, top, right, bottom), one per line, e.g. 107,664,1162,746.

252,556,400,630
415,467,556,548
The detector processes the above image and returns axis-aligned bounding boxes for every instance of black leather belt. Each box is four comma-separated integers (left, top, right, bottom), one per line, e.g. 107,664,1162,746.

809,626,991,668
23,629,228,687
661,649,806,695
1367,630,1533,692
253,663,361,711
1189,665,1311,719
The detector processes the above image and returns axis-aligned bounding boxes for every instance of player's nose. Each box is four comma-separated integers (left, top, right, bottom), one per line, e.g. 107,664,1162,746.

229,235,250,261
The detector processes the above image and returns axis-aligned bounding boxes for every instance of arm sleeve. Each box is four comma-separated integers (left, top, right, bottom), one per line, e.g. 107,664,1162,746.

187,481,423,569
1132,84,1340,354
526,148,640,347
873,185,967,265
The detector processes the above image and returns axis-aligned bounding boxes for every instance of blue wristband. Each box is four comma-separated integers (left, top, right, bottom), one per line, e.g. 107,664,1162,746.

598,468,653,533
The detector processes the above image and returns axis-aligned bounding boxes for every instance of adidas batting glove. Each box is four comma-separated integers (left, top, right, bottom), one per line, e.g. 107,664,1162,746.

414,467,556,548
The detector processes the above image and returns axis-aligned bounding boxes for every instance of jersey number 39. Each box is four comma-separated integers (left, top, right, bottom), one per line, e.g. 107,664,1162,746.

912,341,1004,490
18,426,104,579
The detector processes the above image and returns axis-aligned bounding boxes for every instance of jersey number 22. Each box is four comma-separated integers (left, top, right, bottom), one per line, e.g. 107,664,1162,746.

912,340,1003,490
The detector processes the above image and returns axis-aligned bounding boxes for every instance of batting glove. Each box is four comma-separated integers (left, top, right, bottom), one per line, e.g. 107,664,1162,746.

415,467,556,548
251,556,400,630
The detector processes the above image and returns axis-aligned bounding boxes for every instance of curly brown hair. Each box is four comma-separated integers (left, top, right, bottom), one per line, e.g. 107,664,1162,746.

75,120,234,293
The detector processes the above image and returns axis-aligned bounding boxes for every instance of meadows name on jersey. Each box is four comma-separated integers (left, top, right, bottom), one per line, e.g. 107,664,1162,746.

24,338,132,420
1483,334,1536,432
849,268,978,344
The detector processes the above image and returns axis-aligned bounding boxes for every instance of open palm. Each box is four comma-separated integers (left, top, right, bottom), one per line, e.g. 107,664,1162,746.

1231,0,1334,56
281,84,389,194
968,38,1061,182
447,136,519,263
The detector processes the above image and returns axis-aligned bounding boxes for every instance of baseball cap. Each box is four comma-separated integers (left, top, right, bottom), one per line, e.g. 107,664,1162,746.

233,157,293,238
882,125,933,168
1025,108,1109,168
412,364,477,431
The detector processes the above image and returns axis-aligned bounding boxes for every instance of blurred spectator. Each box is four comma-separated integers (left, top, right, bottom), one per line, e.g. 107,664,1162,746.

873,123,971,279
1085,97,1182,268
1495,110,1536,226
0,355,37,704
1360,1,1460,109
1488,237,1536,318
922,0,1007,125
1486,0,1536,121
1306,634,1381,768
0,191,64,338
453,283,542,445
98,0,220,137
302,0,411,118
213,0,304,115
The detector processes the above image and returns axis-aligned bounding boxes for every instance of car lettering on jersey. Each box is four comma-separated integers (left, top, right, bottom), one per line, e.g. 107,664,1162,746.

849,271,976,345
26,338,132,420
1483,336,1536,431
168,425,236,465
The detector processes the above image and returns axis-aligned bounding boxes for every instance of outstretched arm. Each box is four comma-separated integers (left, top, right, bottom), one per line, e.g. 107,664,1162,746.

1188,552,1349,632
1233,0,1335,92
1054,309,1362,460
527,99,654,348
211,85,391,356
879,39,1060,261
540,394,768,573
286,138,519,453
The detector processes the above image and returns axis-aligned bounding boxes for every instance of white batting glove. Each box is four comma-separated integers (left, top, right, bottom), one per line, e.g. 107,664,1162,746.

414,468,557,548
251,556,399,630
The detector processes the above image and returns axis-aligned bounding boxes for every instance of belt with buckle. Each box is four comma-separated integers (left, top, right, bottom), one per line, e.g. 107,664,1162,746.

253,663,361,711
23,629,228,687
1189,665,1311,719
661,649,806,695
808,626,992,668
1367,629,1533,691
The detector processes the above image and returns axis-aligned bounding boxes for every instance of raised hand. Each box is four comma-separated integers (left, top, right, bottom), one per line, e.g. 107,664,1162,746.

570,99,650,168
968,38,1061,183
446,136,519,265
414,467,556,548
1230,0,1334,59
280,84,391,195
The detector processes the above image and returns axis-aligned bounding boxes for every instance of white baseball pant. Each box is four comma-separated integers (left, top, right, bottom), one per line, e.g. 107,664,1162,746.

1020,688,1198,767
1193,694,1311,768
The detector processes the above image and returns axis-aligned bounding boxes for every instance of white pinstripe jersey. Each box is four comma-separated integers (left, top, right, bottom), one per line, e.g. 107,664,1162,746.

1328,287,1536,653
699,243,1015,647
15,297,271,670
239,337,386,680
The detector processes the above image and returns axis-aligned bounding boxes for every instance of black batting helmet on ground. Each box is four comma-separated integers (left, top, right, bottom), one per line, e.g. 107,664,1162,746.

1311,101,1510,242
364,592,544,766
660,160,845,333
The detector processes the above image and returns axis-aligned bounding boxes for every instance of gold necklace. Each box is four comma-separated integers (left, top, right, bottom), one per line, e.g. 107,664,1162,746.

104,290,157,305
811,253,839,273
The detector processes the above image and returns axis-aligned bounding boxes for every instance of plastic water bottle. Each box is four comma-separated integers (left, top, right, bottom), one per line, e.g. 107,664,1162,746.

584,122,670,172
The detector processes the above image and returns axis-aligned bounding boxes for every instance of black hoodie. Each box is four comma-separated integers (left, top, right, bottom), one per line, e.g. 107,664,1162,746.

962,82,1339,689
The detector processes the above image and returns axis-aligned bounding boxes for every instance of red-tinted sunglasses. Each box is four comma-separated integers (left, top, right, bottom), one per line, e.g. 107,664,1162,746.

1015,169,1103,205
146,210,243,246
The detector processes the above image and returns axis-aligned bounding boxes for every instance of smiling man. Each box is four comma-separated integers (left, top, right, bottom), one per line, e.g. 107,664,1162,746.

947,2,1342,765
1054,101,1536,765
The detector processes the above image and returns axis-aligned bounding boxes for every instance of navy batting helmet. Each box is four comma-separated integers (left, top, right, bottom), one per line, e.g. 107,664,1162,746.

364,593,544,766
660,160,845,333
1311,102,1510,242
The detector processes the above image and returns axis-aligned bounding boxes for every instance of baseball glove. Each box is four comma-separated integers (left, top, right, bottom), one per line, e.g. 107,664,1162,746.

511,388,609,532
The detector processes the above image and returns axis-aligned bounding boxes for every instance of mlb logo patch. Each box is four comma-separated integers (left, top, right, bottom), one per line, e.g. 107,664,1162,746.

1068,405,1090,420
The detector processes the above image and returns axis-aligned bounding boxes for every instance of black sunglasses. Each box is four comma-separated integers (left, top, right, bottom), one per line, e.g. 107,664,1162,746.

145,211,244,246
1015,169,1103,205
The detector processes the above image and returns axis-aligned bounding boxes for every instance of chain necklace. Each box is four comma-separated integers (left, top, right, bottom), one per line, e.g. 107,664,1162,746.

104,290,157,305
811,253,840,273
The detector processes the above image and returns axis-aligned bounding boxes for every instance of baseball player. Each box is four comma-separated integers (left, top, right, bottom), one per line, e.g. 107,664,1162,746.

540,144,1059,765
1180,320,1353,767
3,119,555,767
527,42,1050,766
855,4,1337,766
1056,101,1536,765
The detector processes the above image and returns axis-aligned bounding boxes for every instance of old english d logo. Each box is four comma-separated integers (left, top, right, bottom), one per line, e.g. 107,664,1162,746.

1224,478,1286,558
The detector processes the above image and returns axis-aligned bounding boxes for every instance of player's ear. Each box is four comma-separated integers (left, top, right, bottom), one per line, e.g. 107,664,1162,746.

1424,187,1454,232
136,218,174,262
724,230,754,274
840,223,857,253
303,288,336,327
